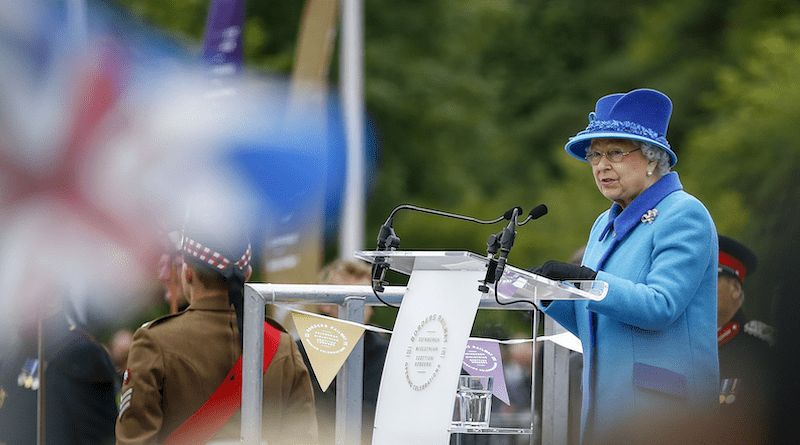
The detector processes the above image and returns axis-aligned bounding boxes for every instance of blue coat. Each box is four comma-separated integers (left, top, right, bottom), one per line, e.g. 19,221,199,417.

543,172,719,441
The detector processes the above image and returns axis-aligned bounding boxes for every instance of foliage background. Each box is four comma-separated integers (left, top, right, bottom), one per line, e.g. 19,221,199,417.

109,0,800,331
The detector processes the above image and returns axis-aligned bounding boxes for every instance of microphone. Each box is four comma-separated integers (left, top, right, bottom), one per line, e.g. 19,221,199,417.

376,216,400,251
480,207,521,292
375,204,522,252
495,208,520,282
373,204,521,296
517,204,548,226
480,204,548,293
373,216,399,295
503,206,523,221
499,204,547,273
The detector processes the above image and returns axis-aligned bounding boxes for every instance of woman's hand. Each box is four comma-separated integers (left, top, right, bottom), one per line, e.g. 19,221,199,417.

529,260,597,280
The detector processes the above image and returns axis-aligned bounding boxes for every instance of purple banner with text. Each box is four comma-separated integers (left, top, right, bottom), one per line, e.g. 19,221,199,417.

201,0,247,78
462,339,510,405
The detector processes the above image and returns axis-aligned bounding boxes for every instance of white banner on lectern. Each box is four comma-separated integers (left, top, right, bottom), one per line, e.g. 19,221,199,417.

372,269,484,445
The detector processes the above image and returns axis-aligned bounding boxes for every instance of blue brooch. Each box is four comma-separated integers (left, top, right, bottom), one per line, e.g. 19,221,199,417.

641,209,658,224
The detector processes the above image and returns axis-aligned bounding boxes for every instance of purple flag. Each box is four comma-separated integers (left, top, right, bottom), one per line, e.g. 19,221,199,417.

201,0,247,77
462,340,510,405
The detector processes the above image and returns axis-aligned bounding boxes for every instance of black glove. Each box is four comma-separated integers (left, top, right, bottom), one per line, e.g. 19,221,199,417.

529,260,597,281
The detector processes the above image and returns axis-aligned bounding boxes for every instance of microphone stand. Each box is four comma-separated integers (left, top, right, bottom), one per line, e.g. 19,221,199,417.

479,205,548,297
479,207,519,293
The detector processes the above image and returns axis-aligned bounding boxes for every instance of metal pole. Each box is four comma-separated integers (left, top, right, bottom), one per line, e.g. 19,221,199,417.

335,296,365,445
541,316,570,445
241,286,266,444
339,0,366,259
36,318,44,445
245,283,535,310
530,308,539,445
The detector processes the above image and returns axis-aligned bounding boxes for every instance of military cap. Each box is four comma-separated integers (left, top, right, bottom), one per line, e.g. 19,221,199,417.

718,235,757,282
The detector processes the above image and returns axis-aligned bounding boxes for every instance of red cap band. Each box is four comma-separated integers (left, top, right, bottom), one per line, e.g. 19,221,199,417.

719,251,747,281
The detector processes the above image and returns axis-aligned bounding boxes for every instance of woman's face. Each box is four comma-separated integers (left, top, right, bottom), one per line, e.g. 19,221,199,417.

589,138,658,209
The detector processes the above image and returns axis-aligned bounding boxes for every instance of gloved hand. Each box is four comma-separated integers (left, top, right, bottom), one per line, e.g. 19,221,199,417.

528,260,597,281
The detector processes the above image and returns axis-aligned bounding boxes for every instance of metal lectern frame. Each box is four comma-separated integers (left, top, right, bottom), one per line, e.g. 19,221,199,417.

240,251,606,445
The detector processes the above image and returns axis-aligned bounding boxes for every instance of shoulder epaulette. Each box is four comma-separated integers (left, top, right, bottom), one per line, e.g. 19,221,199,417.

743,320,775,346
140,311,183,330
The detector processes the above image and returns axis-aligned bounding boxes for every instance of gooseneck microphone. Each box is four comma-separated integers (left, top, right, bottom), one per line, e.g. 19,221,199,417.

376,204,522,252
480,207,522,292
503,206,524,222
495,211,519,279
480,204,548,297
517,204,548,226
372,204,525,307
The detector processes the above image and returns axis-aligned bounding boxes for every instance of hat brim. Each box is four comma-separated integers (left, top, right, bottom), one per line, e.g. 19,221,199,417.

565,132,677,167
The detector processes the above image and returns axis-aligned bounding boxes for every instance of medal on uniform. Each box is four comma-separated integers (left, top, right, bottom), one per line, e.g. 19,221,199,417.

17,358,40,391
719,378,739,404
726,378,739,404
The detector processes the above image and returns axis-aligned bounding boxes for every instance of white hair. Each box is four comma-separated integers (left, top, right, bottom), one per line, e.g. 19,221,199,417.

637,141,672,176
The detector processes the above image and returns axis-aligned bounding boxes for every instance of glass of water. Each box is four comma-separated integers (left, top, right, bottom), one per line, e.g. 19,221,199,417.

456,375,493,428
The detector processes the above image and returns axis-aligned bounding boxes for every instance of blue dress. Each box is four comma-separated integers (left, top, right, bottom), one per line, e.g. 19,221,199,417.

542,172,719,441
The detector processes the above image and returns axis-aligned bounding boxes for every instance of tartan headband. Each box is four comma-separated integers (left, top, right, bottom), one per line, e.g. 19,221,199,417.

182,236,252,272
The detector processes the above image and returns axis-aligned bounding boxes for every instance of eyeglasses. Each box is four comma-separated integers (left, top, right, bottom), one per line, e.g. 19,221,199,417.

585,147,641,165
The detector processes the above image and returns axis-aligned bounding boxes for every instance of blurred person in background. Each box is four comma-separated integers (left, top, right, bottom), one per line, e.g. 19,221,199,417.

500,340,538,445
108,328,134,377
716,235,775,439
155,229,190,314
299,258,390,445
115,214,317,445
0,289,118,445
529,88,719,443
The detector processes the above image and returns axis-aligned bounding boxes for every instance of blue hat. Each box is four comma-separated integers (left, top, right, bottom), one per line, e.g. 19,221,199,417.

565,88,677,167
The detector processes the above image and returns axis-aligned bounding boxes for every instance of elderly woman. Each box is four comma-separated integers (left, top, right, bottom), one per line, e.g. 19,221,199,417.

532,89,719,442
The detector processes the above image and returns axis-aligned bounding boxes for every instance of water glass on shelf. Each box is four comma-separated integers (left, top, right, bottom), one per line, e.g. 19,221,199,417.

452,375,493,429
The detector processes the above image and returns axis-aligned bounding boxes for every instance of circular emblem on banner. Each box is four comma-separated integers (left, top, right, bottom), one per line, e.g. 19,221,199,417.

404,314,448,391
462,343,498,373
304,323,349,354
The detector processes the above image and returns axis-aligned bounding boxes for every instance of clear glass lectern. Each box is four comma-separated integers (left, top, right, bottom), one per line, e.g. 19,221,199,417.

355,250,607,304
353,250,606,445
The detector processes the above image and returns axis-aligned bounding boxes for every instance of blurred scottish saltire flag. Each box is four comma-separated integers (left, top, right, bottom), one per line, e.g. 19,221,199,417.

0,1,336,333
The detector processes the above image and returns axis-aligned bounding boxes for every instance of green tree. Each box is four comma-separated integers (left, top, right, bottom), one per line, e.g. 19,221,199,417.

107,0,800,326
682,14,800,322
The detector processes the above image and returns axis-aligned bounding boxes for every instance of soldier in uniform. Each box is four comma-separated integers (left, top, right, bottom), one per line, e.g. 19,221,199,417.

0,296,118,445
115,218,317,445
716,235,775,439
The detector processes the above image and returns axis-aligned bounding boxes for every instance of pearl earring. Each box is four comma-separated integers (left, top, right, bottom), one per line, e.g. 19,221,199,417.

646,171,653,177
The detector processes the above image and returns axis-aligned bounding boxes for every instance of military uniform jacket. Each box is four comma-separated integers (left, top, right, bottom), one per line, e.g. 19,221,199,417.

0,312,118,445
115,295,317,445
718,309,775,424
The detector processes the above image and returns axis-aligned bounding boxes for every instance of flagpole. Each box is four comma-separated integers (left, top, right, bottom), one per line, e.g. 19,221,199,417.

36,317,44,445
339,0,366,260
